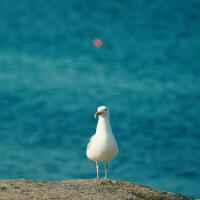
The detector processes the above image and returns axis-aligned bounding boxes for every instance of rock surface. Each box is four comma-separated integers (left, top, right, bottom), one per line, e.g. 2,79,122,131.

0,179,194,200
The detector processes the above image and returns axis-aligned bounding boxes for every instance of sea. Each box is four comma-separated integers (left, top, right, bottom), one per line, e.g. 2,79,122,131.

0,0,199,198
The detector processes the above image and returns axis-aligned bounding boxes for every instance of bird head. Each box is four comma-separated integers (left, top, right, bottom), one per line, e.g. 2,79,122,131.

94,106,110,118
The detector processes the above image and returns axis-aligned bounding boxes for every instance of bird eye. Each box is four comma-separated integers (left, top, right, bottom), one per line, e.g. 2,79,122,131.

105,108,107,111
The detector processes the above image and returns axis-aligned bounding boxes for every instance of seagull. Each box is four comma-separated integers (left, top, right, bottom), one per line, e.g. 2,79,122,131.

86,106,118,179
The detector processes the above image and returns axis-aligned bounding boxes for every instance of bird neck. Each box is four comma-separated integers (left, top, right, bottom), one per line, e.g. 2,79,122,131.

96,116,112,135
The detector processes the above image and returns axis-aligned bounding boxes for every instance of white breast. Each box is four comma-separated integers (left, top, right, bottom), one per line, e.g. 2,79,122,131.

86,116,118,162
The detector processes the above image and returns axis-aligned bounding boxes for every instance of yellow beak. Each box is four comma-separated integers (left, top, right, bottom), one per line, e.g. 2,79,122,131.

94,111,103,118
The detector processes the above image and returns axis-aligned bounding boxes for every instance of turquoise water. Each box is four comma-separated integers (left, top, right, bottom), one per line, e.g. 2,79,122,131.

0,0,200,198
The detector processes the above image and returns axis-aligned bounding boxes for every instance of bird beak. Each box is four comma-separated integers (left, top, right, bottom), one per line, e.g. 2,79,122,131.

94,111,103,118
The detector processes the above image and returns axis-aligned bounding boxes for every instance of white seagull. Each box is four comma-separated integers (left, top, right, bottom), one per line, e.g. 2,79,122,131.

86,106,118,179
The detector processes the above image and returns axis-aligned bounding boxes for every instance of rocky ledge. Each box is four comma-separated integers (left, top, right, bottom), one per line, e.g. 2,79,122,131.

0,179,194,200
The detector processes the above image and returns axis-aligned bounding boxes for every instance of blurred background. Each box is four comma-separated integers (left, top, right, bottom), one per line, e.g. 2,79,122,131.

0,0,200,198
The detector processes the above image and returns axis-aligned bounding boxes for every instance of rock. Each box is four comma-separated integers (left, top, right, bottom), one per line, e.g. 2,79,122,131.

0,179,194,200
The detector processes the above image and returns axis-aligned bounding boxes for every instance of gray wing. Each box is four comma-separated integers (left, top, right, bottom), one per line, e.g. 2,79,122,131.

87,134,95,151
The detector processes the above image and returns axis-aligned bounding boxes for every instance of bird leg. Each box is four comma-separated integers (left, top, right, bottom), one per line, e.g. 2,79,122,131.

96,161,99,179
104,162,108,179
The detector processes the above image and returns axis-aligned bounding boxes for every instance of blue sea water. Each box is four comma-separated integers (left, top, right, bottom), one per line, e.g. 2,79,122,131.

0,0,200,198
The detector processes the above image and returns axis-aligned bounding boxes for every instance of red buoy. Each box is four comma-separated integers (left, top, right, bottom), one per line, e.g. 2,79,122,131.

93,38,103,48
